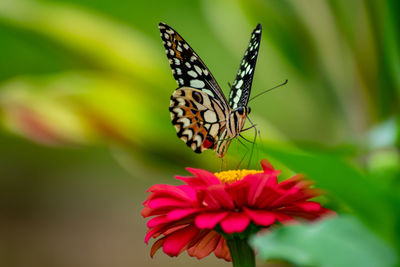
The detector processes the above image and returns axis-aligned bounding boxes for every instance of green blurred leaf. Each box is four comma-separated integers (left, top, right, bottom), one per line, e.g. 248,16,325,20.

0,0,168,87
261,143,399,246
250,216,397,267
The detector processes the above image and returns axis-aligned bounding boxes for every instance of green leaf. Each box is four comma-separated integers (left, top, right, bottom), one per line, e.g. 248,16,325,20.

261,143,398,246
250,216,397,267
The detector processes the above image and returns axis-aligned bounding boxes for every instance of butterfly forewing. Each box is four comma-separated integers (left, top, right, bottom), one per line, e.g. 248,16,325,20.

159,23,228,106
229,24,262,109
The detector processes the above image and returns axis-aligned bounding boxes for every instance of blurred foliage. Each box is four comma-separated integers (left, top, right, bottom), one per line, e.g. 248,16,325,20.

251,216,397,267
0,0,399,266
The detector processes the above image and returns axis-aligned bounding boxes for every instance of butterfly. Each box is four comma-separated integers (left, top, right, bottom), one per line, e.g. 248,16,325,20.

159,22,262,158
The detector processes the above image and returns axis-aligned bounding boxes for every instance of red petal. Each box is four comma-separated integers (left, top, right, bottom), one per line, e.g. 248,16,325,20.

148,197,193,209
277,202,333,220
177,185,197,200
147,215,169,228
167,208,200,220
187,231,220,259
293,201,321,212
150,238,165,257
203,186,235,209
214,236,231,261
145,224,165,243
253,185,282,208
244,174,270,206
145,221,190,243
260,159,274,171
177,168,221,188
244,208,276,226
226,177,251,207
195,211,228,229
162,225,200,256
147,184,195,201
277,175,306,189
269,188,321,208
260,159,281,177
220,212,251,234
273,212,295,224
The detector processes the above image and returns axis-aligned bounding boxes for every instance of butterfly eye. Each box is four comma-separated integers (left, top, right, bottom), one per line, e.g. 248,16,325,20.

247,107,251,114
237,106,244,115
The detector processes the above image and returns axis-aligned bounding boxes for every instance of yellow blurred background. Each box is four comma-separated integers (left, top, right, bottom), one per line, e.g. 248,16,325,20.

0,0,398,266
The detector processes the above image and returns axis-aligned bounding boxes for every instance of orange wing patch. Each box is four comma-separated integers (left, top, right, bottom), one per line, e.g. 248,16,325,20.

169,34,183,61
169,88,223,153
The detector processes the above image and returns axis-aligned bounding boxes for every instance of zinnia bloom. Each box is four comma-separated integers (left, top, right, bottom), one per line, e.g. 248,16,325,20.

142,159,333,263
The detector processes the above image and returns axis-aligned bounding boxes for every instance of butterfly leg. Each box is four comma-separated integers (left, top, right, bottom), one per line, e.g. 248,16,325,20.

244,116,260,168
241,124,258,133
239,133,255,144
235,137,251,169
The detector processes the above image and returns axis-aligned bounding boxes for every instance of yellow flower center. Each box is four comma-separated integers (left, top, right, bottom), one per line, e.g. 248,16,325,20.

214,169,263,183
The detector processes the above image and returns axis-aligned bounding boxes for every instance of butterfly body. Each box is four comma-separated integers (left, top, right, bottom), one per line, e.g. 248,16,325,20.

160,22,261,158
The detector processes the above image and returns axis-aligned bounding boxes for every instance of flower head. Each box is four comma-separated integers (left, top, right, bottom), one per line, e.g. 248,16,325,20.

142,159,334,261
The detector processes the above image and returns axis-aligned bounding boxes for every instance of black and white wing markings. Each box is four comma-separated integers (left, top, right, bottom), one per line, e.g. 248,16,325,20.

159,22,228,106
229,23,262,109
160,22,263,158
169,87,227,153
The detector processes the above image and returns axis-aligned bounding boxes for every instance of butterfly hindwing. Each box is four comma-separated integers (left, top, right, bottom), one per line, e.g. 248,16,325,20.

169,87,227,153
229,24,262,109
159,23,229,107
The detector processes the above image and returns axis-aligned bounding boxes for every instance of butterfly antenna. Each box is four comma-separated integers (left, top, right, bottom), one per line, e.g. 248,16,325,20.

248,79,288,103
227,82,232,89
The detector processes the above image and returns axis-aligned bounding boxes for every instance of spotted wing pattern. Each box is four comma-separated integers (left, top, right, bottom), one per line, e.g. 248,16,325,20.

159,22,228,106
160,22,261,156
169,87,227,153
229,24,262,109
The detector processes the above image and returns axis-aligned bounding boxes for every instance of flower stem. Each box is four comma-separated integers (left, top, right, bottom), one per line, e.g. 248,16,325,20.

226,237,255,267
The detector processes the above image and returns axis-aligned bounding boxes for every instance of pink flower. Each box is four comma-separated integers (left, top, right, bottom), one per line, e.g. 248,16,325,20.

142,159,334,261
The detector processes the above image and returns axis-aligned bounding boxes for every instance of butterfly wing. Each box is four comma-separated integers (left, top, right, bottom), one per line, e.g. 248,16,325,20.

229,24,262,109
169,87,228,153
159,22,229,107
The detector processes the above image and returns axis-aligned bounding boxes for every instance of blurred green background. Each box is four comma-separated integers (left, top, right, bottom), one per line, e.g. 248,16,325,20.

0,0,399,266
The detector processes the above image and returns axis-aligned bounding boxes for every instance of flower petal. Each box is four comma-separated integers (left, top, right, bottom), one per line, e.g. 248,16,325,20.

187,230,220,259
261,159,281,178
214,236,231,261
244,208,276,226
195,211,228,229
244,174,270,206
177,168,221,188
162,225,200,256
226,178,250,207
147,215,169,228
220,212,251,234
150,237,165,258
203,185,235,209
167,208,200,220
147,184,195,201
260,158,274,172
277,202,335,220
148,197,193,209
274,212,296,224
